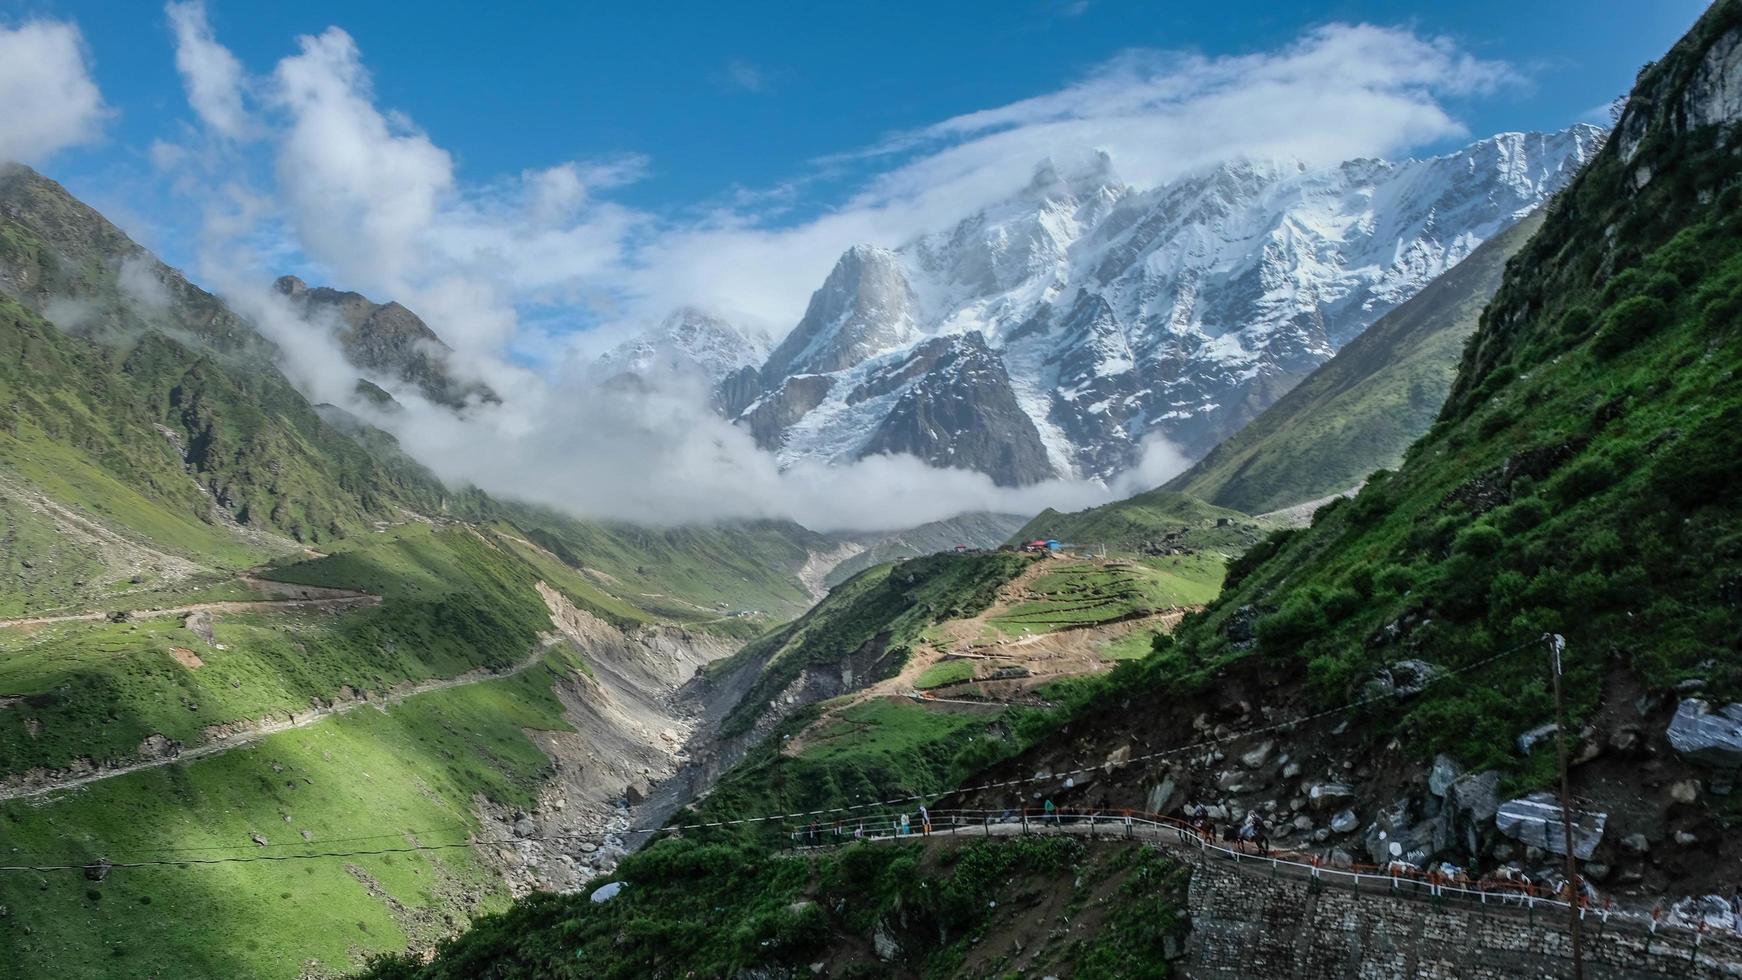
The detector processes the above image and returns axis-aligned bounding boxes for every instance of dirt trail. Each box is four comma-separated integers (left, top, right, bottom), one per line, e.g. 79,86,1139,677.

0,577,379,630
0,638,553,802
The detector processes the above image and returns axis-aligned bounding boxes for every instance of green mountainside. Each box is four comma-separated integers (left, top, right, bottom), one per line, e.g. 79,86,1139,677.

379,5,1742,976
0,165,849,977
1009,488,1267,554
1165,210,1547,514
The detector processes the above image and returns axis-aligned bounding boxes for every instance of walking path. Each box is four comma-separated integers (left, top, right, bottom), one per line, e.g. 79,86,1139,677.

0,640,554,802
787,806,1742,968
0,577,379,630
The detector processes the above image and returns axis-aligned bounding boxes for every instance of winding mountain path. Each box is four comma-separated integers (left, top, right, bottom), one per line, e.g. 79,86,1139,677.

0,639,554,802
0,577,379,630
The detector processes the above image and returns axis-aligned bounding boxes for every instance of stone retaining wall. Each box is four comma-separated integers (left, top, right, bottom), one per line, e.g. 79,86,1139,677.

1185,855,1733,978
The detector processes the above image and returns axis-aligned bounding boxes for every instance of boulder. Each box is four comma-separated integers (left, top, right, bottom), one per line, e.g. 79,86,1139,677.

1494,792,1606,860
83,860,112,883
1240,740,1275,770
1362,798,1444,866
1146,776,1180,815
1329,809,1360,834
625,779,651,806
1307,783,1356,811
1620,833,1650,854
1665,699,1742,768
1515,723,1558,756
1364,659,1442,700
873,920,902,961
1427,755,1461,797
1669,779,1701,805
1281,761,1302,780
589,881,625,904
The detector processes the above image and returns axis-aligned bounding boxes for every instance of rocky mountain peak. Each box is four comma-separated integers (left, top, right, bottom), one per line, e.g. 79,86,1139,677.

760,244,921,380
274,276,492,409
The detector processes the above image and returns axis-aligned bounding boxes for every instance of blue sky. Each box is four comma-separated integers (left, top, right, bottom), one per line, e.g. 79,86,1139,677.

0,0,1713,351
27,1,1706,214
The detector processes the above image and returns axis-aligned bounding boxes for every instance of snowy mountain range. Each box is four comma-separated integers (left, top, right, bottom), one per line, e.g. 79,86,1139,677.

604,124,1606,486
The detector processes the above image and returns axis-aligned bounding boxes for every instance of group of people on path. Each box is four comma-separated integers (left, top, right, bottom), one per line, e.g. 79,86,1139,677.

1185,801,1269,856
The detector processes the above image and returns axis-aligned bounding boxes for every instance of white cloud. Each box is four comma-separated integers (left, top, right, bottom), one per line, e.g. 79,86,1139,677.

0,20,108,165
166,1,250,139
721,59,770,93
158,18,1520,530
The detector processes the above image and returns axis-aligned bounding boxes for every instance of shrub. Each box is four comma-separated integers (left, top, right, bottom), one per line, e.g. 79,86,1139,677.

1495,496,1551,534
1593,295,1670,358
1256,590,1327,654
1453,523,1505,559
1600,267,1647,304
1650,406,1742,508
1374,564,1414,595
1556,305,1597,340
1553,453,1622,502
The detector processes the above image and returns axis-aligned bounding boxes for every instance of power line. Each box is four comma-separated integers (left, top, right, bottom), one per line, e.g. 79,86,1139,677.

1,636,1543,872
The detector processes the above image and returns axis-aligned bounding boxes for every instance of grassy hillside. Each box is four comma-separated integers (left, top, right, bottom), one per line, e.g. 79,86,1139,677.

1010,488,1266,554
362,832,1186,980
824,511,1031,586
1165,211,1547,514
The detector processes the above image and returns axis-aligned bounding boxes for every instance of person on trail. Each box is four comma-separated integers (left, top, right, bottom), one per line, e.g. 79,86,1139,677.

854,824,863,841
919,805,931,836
900,813,911,837
1044,798,1057,826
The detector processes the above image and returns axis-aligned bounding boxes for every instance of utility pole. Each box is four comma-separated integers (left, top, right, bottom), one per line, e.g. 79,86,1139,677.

1547,632,1584,979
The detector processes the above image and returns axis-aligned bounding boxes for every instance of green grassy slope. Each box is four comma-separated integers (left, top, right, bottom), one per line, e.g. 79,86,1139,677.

983,557,1222,638
1164,211,1547,514
0,646,588,979
1111,2,1742,781
361,832,1186,980
714,552,1032,739
1010,488,1266,554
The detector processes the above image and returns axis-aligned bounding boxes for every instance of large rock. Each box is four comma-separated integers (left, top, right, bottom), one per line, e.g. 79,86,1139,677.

1427,755,1461,797
1307,783,1355,811
1494,792,1607,860
1362,798,1446,866
1364,659,1442,700
1665,699,1742,768
1444,771,1501,858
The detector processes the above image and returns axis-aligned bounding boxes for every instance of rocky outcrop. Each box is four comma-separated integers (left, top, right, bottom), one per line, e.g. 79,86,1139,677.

760,245,921,380
1494,792,1607,860
1665,698,1742,768
857,332,1056,486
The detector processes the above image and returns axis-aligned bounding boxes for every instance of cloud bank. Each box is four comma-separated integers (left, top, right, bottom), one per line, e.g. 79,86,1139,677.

0,20,108,165
154,9,1516,530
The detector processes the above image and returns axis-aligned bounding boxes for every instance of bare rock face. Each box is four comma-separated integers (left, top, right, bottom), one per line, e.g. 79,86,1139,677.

1684,26,1742,131
1665,699,1742,768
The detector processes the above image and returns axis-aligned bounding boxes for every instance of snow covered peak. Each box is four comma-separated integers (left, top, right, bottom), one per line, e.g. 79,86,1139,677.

761,245,922,379
596,306,771,386
706,126,1600,486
